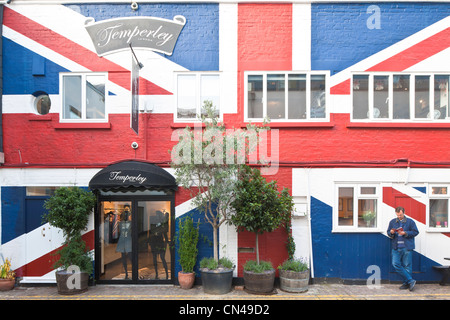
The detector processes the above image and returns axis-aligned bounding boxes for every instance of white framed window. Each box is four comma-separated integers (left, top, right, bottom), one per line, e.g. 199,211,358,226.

352,72,450,122
334,184,381,232
60,72,108,122
428,185,450,231
175,72,221,121
244,71,329,122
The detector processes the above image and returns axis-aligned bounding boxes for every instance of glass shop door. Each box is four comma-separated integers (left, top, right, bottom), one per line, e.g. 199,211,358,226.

97,200,173,283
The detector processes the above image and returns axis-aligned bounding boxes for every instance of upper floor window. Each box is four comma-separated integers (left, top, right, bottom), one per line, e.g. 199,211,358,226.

352,73,450,121
60,73,107,122
245,71,329,122
175,72,221,121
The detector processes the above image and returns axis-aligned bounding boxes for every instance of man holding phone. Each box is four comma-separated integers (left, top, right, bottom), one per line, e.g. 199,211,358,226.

387,206,419,291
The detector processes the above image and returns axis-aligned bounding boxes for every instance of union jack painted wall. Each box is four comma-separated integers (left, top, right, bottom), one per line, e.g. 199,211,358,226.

1,1,450,283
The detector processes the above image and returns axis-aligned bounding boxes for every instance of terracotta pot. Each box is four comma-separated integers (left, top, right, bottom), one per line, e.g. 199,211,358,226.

0,279,15,291
178,271,195,289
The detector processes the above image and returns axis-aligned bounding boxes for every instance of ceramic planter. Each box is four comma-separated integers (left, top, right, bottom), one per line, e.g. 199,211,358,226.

178,271,195,289
200,268,233,294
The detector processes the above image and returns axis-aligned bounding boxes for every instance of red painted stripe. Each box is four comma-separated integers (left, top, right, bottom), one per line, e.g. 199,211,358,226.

14,231,95,277
330,79,350,95
331,27,450,95
3,7,171,95
367,28,450,72
383,187,450,238
383,187,426,225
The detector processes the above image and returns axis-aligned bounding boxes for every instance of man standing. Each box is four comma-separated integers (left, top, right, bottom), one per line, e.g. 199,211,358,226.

387,206,419,291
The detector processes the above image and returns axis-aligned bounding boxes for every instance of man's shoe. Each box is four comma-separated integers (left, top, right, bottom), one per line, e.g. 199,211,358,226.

399,283,409,290
409,280,416,291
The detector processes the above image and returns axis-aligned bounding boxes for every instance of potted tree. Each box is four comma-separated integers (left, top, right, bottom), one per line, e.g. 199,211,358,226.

278,258,310,293
0,258,15,291
171,102,267,294
177,217,199,289
43,187,95,295
231,165,294,294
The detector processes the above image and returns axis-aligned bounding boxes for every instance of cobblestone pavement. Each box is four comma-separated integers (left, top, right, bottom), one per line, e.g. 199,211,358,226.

0,282,449,300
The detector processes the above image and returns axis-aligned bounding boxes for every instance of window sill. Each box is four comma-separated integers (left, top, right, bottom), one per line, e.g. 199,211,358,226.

28,115,53,121
240,122,334,129
332,228,383,233
171,122,206,128
426,228,450,233
347,122,450,129
54,122,111,129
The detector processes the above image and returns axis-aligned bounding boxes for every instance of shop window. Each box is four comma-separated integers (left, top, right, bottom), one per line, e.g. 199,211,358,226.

245,71,329,122
352,73,450,122
175,72,220,120
429,186,449,230
335,185,380,232
60,73,107,122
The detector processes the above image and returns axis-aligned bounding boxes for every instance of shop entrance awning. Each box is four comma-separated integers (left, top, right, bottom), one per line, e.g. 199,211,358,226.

89,160,178,191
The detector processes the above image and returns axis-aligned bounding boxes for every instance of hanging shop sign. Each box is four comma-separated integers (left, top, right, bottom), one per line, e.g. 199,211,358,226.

85,15,186,56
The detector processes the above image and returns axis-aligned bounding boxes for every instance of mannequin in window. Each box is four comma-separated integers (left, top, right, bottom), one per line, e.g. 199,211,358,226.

149,210,169,279
116,204,132,279
416,96,429,118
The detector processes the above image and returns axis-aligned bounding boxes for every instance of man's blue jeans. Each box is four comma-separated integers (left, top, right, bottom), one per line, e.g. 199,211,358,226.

392,248,413,284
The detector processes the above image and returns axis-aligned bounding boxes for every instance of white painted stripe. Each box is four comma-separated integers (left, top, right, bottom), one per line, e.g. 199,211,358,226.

330,16,450,89
292,3,311,71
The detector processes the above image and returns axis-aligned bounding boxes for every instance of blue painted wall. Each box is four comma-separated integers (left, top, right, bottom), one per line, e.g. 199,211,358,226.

311,3,450,75
174,207,215,278
1,187,26,244
3,38,68,95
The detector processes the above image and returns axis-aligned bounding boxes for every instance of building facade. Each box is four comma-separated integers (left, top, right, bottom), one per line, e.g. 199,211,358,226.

1,1,450,284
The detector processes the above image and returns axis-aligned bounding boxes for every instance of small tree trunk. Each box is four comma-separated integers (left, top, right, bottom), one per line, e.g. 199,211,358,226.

255,233,259,265
213,225,218,262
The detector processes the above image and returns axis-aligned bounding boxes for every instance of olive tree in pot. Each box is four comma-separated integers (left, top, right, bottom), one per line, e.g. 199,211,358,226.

231,165,294,294
43,187,95,295
171,102,267,294
177,217,199,289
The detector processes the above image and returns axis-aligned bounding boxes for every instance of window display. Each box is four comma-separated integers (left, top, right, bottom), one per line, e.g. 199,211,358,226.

99,201,172,281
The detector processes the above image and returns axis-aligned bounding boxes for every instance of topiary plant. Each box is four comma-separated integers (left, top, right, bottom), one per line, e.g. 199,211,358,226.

177,217,199,274
43,187,96,273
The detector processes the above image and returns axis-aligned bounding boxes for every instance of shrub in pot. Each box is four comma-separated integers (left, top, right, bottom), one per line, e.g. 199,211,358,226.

43,187,95,295
0,258,16,291
177,217,199,289
199,257,234,294
278,258,310,293
231,165,294,294
243,260,275,294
